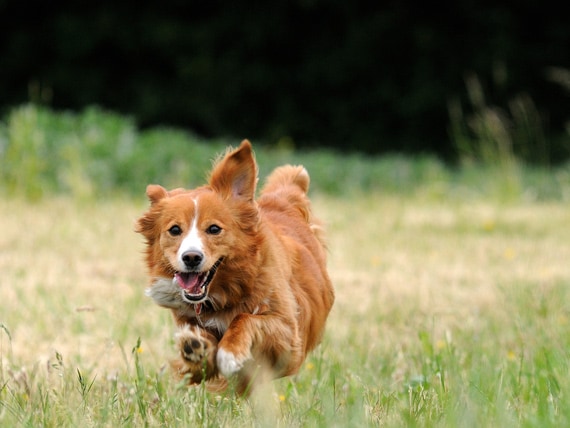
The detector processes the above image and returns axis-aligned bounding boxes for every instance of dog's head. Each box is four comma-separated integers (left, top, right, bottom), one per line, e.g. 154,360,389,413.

136,140,259,310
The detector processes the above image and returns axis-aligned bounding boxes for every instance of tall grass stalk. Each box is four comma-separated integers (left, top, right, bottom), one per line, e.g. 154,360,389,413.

447,72,567,201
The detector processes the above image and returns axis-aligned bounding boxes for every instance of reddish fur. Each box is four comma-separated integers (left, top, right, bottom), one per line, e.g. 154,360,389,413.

136,140,334,393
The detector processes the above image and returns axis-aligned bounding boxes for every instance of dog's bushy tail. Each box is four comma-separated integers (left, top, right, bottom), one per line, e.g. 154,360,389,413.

261,165,310,195
261,165,327,248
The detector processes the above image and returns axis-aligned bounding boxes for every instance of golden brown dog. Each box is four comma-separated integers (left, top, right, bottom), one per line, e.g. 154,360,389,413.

136,140,334,393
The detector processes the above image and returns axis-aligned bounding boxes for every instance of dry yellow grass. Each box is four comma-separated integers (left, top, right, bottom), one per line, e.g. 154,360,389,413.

320,196,570,387
1,194,569,425
2,195,567,365
0,198,155,374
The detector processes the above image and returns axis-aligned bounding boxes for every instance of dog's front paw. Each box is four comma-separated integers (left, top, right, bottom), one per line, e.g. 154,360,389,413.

171,325,218,383
216,347,251,378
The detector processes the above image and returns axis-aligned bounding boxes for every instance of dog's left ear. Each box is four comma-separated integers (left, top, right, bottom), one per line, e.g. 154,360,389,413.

209,140,258,201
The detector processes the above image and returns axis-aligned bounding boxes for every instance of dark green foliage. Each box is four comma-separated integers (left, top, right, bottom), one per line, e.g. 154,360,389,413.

0,2,568,160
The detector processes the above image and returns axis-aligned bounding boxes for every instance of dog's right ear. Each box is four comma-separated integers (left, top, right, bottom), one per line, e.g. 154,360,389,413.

146,184,168,205
137,185,166,237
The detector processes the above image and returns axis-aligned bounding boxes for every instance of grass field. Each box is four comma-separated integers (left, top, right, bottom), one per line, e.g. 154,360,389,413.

1,191,569,427
1,105,570,426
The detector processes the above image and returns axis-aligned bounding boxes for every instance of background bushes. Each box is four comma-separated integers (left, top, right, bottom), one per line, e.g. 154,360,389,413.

0,1,568,160
2,104,570,201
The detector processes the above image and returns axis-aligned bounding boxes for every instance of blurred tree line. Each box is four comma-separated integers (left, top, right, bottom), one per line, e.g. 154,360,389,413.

1,1,568,161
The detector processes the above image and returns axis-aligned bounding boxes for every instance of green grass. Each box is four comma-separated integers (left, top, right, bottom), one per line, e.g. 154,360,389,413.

1,196,569,427
1,105,570,426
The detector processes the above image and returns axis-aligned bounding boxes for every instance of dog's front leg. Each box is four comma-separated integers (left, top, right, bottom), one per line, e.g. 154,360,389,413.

217,313,303,384
171,324,219,384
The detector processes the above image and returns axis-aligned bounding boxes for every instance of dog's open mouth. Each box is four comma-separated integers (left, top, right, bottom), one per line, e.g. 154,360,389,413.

175,258,223,303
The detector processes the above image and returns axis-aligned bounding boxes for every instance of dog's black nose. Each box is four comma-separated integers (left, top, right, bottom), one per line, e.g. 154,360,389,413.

182,250,204,269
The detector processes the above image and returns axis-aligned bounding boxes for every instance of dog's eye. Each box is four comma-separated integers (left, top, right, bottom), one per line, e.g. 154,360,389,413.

206,224,222,235
168,225,182,236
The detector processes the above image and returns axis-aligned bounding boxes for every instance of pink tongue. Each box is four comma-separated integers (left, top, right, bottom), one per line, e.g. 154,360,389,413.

175,273,202,294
